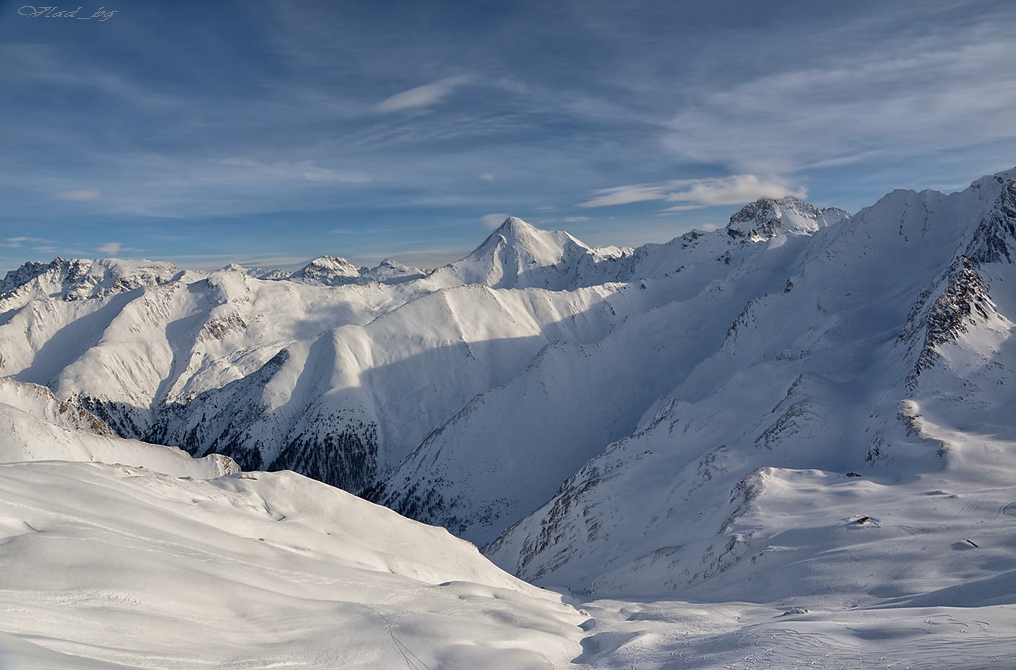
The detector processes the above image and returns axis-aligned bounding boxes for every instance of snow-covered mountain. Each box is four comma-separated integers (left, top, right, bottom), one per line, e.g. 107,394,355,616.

0,218,646,521
486,170,1016,598
2,168,1015,668
725,195,850,240
3,173,1016,552
434,216,632,290
279,255,426,286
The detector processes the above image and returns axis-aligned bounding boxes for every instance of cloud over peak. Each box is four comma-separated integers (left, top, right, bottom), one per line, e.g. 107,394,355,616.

97,242,126,254
480,212,510,230
580,175,806,210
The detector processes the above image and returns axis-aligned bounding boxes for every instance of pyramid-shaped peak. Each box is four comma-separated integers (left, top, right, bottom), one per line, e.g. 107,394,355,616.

473,217,587,260
487,217,545,245
494,216,533,233
441,216,598,289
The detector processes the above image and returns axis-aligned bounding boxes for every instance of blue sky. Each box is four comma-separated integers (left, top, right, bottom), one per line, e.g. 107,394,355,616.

1,0,1014,272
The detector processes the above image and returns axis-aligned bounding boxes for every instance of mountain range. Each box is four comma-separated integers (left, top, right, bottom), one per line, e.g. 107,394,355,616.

1,168,1015,667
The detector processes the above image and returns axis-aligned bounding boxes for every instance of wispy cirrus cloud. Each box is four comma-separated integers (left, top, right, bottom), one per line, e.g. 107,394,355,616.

664,25,1016,174
373,75,472,113
219,158,370,184
55,189,101,201
580,175,805,210
2,236,53,248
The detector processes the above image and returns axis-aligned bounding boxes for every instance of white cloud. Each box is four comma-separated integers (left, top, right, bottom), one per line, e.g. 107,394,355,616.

563,216,590,223
481,213,510,230
581,175,805,209
580,185,669,208
373,75,472,113
98,242,126,255
480,173,495,182
220,158,370,184
664,28,1016,174
2,236,52,248
55,189,101,201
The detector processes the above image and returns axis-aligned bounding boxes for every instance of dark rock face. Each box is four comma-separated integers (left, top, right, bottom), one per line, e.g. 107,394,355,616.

80,347,379,493
896,180,1015,388
966,176,1016,264
273,420,378,494
0,261,51,298
900,256,998,388
727,199,798,239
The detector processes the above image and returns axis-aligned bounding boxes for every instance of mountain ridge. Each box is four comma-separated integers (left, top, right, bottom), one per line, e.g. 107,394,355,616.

2,170,1015,668
1,170,1014,558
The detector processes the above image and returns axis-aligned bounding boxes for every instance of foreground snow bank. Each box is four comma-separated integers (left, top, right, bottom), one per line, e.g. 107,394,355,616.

0,461,584,669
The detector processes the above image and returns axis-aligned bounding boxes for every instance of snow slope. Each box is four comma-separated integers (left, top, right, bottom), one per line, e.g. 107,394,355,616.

485,171,1016,607
0,383,585,669
0,377,238,478
1,367,1011,669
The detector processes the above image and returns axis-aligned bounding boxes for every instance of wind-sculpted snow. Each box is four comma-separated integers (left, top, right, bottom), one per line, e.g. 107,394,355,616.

0,375,583,668
0,451,584,668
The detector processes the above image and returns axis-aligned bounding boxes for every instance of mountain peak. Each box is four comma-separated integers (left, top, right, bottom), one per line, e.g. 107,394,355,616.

290,256,363,285
493,216,532,235
471,218,587,264
476,216,550,252
361,259,426,284
436,217,599,289
1,257,179,303
727,197,850,241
